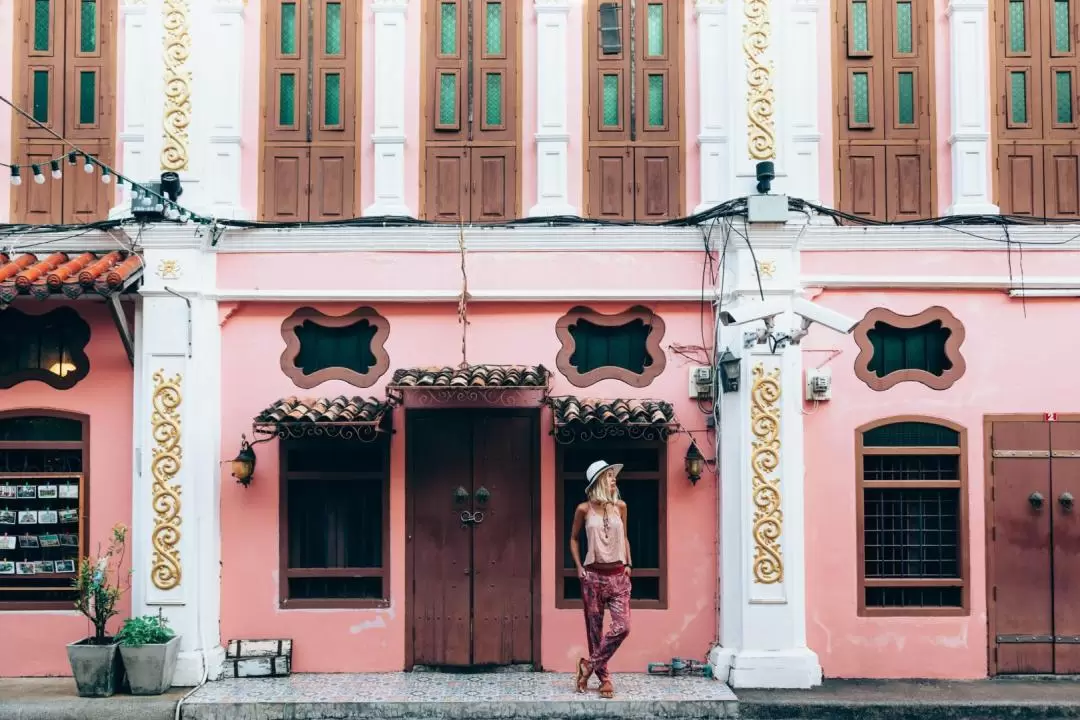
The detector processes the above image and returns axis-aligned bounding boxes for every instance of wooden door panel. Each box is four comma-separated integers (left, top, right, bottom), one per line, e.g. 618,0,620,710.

470,147,516,222
587,0,631,143
998,145,1044,217
1044,145,1080,220
634,146,679,221
12,143,64,224
265,0,309,142
409,412,473,667
587,146,633,221
309,147,356,221
424,146,469,222
65,0,116,141
470,413,534,666
839,145,886,220
311,0,357,143
1051,422,1080,673
472,0,518,144
991,421,1053,674
63,142,113,224
15,0,65,142
886,145,931,221
261,145,309,222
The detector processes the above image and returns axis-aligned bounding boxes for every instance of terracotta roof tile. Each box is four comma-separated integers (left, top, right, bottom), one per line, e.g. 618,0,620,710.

255,396,389,425
0,251,143,303
389,365,550,388
550,397,677,427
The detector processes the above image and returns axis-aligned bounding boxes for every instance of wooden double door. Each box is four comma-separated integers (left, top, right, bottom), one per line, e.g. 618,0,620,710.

407,410,537,668
988,418,1080,674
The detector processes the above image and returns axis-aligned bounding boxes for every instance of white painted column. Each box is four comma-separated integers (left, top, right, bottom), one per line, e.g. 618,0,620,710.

946,0,998,214
528,0,576,217
708,237,822,689
781,0,822,204
365,0,412,217
133,240,224,686
694,0,732,212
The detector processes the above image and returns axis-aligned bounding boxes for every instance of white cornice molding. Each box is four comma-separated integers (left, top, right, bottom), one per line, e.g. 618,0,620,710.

140,288,719,303
803,274,1080,290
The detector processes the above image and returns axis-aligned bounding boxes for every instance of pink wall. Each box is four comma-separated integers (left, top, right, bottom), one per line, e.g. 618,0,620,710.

800,263,1080,678
0,303,134,677
217,251,717,672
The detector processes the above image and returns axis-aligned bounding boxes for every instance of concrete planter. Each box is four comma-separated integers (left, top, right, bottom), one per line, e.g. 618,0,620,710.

119,635,181,695
66,638,124,698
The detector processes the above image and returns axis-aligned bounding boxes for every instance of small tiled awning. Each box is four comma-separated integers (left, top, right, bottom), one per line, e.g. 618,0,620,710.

387,364,551,406
549,396,679,443
0,251,143,305
253,396,392,441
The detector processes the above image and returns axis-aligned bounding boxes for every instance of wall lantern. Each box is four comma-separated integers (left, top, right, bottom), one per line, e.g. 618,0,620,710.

598,3,622,55
685,440,705,485
718,350,741,393
230,435,257,487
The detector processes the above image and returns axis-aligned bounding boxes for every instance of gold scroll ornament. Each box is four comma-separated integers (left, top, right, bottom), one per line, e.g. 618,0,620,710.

151,371,183,590
161,0,192,171
743,0,776,161
751,363,783,584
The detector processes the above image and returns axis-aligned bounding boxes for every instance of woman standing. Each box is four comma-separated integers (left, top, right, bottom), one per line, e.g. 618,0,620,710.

570,459,632,699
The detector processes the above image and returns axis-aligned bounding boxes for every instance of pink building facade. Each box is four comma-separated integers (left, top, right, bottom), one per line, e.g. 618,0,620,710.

0,0,1077,692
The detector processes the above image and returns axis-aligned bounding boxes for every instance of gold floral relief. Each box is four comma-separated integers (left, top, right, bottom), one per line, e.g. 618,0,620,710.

151,371,183,591
743,0,775,161
751,363,783,584
161,0,192,171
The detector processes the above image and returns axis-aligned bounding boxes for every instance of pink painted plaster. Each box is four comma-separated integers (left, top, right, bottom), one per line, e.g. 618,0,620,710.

801,285,1080,679
0,304,134,677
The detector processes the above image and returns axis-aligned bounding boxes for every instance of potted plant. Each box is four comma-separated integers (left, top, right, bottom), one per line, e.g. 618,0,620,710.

66,524,130,697
117,611,180,695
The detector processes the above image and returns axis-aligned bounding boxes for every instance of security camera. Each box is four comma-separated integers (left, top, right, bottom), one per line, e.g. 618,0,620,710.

718,298,788,327
790,297,858,336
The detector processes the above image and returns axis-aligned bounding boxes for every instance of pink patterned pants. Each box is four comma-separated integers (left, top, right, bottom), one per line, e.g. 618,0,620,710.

581,568,631,682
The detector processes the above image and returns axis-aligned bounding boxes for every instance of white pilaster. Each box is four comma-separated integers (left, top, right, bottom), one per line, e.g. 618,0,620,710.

528,0,575,217
694,0,732,213
781,0,822,204
133,240,224,686
946,0,998,215
364,0,411,217
709,238,822,689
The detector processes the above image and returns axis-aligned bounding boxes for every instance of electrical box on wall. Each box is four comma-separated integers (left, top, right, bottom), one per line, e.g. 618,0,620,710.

805,367,832,401
689,366,713,400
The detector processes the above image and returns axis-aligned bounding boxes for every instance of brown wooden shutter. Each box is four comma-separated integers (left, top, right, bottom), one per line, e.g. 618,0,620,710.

310,145,355,220
11,143,64,223
635,146,678,221
64,140,113,223
588,1,630,144
470,146,514,221
311,0,357,144
16,0,65,142
262,145,310,221
424,145,469,222
265,0,308,143
997,143,1042,216
65,0,115,141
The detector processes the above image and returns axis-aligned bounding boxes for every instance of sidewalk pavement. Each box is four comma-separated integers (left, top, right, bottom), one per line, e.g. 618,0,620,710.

0,678,185,720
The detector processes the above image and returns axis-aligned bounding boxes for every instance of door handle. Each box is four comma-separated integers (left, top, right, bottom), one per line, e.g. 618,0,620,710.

475,486,490,505
1061,491,1074,512
460,510,485,527
1030,491,1045,510
454,486,469,504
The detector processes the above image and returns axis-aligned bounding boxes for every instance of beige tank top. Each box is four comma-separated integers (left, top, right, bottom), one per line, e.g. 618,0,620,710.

583,504,627,566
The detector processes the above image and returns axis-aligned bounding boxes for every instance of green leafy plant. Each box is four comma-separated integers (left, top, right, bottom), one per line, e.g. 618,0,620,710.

117,611,176,647
73,523,131,644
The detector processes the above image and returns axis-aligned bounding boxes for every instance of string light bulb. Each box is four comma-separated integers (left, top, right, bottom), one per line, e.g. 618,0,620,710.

31,164,44,184
67,151,77,165
100,167,111,184
49,159,61,179
9,165,21,186
82,156,94,174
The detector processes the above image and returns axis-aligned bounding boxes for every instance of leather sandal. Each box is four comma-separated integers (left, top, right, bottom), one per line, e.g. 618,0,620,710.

574,657,591,693
599,679,614,699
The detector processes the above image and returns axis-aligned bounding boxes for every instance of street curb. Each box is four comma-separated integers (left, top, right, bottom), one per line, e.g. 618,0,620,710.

737,701,1080,720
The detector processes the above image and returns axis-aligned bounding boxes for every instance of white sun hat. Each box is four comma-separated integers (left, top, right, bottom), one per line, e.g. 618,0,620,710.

585,459,624,494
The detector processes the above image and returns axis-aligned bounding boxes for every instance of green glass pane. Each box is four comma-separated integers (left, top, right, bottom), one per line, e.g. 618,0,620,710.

1057,71,1073,124
485,72,502,125
279,73,296,126
853,72,869,124
1009,0,1025,53
324,72,341,125
32,70,49,123
33,0,50,52
80,0,97,53
852,1,869,53
439,73,457,125
602,75,619,126
647,74,664,127
896,2,912,53
1010,71,1028,124
281,3,297,54
326,3,342,54
1055,0,1071,53
440,2,457,55
897,71,914,124
485,2,503,55
647,4,664,56
79,71,96,124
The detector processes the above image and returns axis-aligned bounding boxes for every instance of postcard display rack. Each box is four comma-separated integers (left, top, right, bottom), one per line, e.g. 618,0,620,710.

0,474,84,597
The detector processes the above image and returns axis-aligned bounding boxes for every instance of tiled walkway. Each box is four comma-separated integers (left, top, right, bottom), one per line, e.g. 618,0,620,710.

182,672,737,719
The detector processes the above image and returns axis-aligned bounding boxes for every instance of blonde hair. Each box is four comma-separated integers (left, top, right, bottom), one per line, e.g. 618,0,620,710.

587,468,621,506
